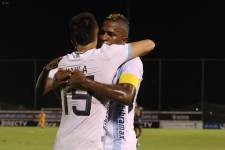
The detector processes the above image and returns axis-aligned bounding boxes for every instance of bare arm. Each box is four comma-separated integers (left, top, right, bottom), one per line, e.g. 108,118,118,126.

67,70,136,105
35,57,62,97
130,39,155,58
81,80,136,105
35,69,52,96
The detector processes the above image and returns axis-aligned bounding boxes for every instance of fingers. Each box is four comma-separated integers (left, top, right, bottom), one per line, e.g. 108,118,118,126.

54,69,85,90
55,69,85,87
52,56,62,65
56,70,71,81
71,69,84,75
52,56,62,63
58,80,69,87
53,80,69,90
45,56,63,70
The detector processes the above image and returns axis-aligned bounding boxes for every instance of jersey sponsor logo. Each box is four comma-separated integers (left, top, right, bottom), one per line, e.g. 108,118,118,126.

0,120,28,126
116,104,125,139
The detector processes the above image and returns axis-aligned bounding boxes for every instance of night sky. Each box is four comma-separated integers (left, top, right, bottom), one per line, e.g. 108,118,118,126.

0,0,225,112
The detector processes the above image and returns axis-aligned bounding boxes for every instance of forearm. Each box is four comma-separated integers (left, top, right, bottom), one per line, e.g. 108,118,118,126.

81,79,135,105
35,69,50,96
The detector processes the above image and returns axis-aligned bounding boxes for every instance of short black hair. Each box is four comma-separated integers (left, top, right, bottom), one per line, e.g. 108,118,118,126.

105,13,129,33
69,12,98,45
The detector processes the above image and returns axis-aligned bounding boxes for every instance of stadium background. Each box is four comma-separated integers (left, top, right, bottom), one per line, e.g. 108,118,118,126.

0,0,225,127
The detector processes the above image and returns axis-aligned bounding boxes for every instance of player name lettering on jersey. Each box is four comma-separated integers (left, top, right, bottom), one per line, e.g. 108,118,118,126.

66,65,87,73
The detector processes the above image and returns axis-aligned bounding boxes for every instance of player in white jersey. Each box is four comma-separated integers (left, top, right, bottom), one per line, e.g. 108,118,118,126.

101,13,143,150
53,43,131,150
104,58,142,150
47,12,155,150
67,13,144,150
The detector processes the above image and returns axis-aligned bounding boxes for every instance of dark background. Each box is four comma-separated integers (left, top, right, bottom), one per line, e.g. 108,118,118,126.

1,0,225,114
1,0,224,59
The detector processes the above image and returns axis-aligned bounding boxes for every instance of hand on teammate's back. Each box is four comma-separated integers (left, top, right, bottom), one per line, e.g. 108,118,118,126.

67,70,86,91
53,69,72,90
44,57,62,71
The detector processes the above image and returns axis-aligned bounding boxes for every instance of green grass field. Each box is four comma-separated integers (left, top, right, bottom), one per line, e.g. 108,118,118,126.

0,127,225,150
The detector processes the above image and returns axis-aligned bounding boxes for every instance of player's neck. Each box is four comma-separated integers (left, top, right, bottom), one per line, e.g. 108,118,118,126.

76,41,97,53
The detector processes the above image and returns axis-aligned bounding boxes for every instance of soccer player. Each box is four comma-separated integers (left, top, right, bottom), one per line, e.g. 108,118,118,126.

51,12,155,150
66,13,144,150
101,13,143,150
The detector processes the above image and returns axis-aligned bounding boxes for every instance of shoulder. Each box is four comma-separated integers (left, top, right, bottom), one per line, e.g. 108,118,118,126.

100,43,129,53
58,53,74,67
125,57,143,66
120,57,143,72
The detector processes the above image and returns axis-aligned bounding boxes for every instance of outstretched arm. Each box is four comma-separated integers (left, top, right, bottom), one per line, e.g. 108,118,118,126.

130,39,155,58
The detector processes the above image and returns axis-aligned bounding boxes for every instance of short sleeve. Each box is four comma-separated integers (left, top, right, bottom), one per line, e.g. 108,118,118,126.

117,58,143,88
101,43,132,69
48,68,58,79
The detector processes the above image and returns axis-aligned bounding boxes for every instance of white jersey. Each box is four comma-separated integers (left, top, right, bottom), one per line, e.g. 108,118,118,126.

103,58,143,150
52,44,131,150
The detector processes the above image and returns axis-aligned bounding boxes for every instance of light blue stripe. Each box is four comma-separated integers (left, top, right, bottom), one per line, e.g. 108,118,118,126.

112,66,125,150
112,66,123,84
128,43,132,60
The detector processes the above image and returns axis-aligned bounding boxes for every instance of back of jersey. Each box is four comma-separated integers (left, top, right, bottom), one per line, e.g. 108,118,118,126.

53,44,130,150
